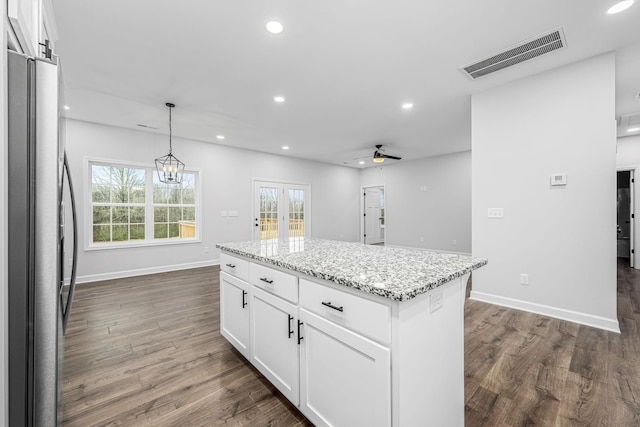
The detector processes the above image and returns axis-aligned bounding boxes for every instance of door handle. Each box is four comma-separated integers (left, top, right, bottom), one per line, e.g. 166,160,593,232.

242,290,247,308
260,277,274,284
288,315,294,338
297,320,304,345
225,263,236,268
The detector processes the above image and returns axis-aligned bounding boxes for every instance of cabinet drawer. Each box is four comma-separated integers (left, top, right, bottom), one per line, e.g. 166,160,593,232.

250,263,298,303
299,278,391,345
220,253,249,281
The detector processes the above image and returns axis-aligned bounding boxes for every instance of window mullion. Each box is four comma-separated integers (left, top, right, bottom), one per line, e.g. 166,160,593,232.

145,168,154,242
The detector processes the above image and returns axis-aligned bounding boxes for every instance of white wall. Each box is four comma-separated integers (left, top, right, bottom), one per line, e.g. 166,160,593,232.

65,119,361,282
360,151,471,253
616,134,640,268
471,53,619,332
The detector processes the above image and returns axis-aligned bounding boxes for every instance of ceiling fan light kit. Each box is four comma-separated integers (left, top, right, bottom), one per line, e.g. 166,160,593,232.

372,144,402,163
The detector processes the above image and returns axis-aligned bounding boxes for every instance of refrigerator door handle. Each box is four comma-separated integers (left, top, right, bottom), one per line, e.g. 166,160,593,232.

61,152,78,334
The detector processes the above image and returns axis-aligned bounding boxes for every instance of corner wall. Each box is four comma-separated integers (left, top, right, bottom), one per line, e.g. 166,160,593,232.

471,53,618,332
359,151,471,253
65,119,361,282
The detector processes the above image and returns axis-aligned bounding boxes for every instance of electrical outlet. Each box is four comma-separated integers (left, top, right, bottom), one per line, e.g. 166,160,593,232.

452,239,457,245
420,237,425,242
68,257,73,267
520,273,529,285
430,290,443,313
488,208,504,218
204,246,210,253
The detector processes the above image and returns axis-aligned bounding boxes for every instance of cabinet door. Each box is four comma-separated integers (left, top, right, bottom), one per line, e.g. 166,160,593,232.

8,0,40,56
220,272,250,359
300,309,391,427
251,286,299,405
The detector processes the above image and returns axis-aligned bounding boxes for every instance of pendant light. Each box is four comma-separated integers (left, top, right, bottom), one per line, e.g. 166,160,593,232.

155,102,185,184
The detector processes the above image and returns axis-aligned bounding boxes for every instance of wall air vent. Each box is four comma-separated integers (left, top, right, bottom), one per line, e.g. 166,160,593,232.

460,28,567,80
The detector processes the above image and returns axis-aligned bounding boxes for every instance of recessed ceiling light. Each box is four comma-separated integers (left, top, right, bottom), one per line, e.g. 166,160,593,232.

63,105,70,110
282,145,290,150
607,0,634,14
628,127,640,132
359,161,365,165
274,96,285,103
216,135,225,140
266,21,284,34
402,103,414,110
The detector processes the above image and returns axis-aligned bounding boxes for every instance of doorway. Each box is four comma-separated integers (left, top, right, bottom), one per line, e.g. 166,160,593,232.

253,180,310,241
362,185,385,245
617,170,635,267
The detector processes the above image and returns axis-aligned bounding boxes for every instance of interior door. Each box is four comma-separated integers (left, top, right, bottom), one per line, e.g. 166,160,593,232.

364,187,383,245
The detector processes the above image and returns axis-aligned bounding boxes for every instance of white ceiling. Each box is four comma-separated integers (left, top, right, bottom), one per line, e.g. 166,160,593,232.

52,0,640,168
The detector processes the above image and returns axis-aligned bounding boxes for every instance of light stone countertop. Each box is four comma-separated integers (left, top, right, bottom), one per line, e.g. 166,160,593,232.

216,238,487,301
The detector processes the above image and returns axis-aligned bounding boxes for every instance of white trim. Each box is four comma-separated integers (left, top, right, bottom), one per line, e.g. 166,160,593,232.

74,259,219,284
469,290,621,333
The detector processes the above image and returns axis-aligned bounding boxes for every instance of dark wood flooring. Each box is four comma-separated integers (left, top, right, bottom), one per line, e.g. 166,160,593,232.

63,260,640,426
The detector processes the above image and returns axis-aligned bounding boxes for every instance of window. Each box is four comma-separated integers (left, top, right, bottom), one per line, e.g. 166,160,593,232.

89,160,199,248
153,172,196,239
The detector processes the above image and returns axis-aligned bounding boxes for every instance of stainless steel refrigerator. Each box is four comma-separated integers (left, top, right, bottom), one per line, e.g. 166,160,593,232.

8,50,78,426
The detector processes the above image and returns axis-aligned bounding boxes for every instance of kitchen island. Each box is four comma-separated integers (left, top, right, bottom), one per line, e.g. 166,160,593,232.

216,238,487,427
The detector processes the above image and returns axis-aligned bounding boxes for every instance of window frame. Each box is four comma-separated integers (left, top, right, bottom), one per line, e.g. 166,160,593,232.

84,157,202,251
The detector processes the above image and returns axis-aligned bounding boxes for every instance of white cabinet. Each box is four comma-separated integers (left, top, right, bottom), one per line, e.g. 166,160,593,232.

8,0,58,58
251,286,300,405
218,252,468,427
220,272,250,359
299,309,390,427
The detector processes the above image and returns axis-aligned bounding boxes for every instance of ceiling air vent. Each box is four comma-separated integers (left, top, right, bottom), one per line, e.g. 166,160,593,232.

460,28,567,80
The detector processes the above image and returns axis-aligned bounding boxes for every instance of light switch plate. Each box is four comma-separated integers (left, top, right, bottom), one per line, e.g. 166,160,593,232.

228,210,238,217
550,174,567,186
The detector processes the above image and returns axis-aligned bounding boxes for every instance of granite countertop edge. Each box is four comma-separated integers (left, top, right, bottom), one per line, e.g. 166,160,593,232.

216,242,488,302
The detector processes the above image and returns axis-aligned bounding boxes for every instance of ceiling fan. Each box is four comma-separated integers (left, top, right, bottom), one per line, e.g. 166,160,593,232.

372,144,402,163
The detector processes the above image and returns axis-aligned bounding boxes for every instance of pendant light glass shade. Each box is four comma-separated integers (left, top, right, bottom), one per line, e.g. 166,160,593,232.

155,103,185,184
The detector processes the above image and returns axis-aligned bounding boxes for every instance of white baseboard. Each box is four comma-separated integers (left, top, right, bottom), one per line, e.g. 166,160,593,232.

74,259,220,284
469,290,621,333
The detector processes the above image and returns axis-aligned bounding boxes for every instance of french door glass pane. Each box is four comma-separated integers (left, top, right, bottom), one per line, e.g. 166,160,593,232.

288,189,305,238
260,187,279,240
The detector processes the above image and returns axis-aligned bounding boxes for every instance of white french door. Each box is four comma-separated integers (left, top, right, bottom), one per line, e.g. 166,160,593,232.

253,180,310,241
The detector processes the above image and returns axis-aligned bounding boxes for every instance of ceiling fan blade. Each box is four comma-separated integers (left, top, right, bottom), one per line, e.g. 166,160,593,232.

380,153,402,160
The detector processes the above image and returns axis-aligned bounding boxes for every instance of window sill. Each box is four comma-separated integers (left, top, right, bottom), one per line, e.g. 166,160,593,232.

85,238,202,252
